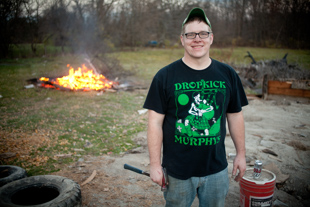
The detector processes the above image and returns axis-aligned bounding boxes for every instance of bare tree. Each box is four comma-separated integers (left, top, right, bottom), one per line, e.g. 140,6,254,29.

2,0,310,59
23,0,48,55
40,0,73,54
0,0,29,58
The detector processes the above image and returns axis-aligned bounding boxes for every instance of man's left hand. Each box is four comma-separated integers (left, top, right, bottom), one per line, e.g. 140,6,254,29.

232,154,246,182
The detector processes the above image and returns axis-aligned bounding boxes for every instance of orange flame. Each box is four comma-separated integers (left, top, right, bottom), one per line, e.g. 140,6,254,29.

39,64,116,91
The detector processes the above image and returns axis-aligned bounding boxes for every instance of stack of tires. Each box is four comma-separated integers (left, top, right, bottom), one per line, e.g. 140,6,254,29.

0,165,82,207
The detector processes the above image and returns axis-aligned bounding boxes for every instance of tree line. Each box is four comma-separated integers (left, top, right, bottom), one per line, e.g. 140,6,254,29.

1,0,309,58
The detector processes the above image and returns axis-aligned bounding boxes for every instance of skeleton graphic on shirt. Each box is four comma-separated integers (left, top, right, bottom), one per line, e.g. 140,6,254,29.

175,91,221,138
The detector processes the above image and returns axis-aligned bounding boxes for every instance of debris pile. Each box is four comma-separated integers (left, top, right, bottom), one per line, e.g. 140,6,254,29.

236,52,310,96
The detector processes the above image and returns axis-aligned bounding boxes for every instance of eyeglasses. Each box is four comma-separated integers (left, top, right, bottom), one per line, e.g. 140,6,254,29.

183,31,212,39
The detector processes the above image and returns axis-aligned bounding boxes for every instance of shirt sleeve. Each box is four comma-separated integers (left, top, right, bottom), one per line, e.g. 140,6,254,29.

143,73,167,114
227,70,248,113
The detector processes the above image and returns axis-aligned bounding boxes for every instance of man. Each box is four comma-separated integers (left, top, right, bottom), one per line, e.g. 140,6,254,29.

143,7,248,207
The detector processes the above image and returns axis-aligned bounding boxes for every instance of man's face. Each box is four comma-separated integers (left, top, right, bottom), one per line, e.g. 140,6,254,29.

180,20,213,60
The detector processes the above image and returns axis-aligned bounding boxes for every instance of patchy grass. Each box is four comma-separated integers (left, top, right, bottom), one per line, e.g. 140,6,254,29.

1,47,309,175
113,47,310,82
0,57,147,175
110,48,183,83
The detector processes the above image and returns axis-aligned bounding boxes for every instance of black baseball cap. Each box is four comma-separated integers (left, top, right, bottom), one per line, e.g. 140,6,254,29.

182,8,212,29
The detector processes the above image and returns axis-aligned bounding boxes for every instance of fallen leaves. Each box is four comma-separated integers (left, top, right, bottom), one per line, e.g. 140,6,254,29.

32,155,50,166
59,139,69,145
0,129,56,169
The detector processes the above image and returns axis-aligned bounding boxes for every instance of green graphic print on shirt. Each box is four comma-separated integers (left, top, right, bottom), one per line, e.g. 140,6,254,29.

174,79,226,146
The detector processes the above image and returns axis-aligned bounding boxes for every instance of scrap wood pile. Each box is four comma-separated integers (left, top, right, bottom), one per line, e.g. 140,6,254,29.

235,52,310,95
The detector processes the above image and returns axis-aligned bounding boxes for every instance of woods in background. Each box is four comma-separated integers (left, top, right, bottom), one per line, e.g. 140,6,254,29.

1,0,310,58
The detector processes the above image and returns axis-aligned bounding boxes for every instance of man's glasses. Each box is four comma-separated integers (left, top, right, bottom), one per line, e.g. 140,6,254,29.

183,31,212,39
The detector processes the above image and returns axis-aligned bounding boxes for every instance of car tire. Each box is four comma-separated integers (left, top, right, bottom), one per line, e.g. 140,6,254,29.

0,165,27,187
0,175,82,207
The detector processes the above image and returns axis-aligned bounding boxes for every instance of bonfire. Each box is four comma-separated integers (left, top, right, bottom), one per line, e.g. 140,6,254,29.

39,64,117,91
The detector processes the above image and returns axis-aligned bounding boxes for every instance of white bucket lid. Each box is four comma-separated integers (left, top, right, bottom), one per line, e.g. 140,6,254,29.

242,168,276,185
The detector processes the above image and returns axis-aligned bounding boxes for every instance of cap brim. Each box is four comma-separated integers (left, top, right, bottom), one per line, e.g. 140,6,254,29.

182,8,212,29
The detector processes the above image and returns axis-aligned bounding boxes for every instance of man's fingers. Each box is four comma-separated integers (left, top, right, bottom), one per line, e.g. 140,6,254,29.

232,154,246,182
150,167,163,186
151,175,162,186
239,169,245,178
234,176,240,182
232,165,237,176
233,166,246,182
234,173,242,182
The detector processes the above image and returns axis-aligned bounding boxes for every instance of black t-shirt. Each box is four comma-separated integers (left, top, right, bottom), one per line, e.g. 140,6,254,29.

143,58,248,180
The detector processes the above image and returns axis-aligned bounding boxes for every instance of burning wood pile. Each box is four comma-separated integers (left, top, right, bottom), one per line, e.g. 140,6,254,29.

27,64,119,92
236,52,310,97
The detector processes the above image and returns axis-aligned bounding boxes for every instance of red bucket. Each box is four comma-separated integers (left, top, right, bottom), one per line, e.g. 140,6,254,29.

239,169,276,207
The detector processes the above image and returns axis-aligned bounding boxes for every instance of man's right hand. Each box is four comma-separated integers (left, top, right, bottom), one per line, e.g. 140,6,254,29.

150,164,163,186
147,110,165,187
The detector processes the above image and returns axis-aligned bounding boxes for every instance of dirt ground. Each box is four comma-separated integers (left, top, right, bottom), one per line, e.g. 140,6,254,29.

52,95,310,207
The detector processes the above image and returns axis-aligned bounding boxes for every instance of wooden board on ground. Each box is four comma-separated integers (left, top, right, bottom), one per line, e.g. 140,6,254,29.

268,80,310,98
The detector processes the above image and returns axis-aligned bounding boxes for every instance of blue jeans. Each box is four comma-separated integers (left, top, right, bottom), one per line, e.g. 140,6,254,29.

164,167,229,207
